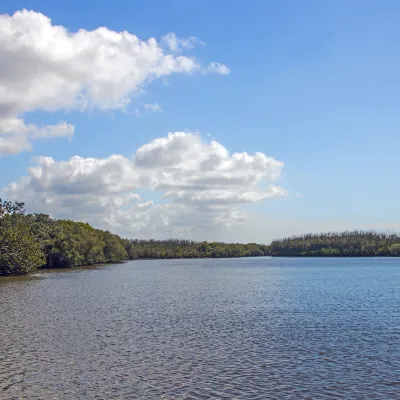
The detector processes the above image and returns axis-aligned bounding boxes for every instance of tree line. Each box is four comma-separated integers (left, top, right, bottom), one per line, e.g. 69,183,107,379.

0,199,267,276
270,231,400,257
2,198,400,276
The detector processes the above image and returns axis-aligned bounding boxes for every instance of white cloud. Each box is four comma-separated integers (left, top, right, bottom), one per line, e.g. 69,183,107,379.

0,9,229,155
0,118,74,155
161,32,204,52
144,103,163,113
207,62,231,75
0,133,31,156
2,132,286,239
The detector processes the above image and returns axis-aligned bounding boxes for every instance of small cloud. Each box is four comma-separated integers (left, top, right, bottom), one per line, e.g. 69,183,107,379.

295,192,304,199
206,62,230,75
144,103,163,113
161,32,204,52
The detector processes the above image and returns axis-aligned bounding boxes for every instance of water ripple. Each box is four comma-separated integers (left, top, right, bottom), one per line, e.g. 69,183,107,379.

1,257,399,399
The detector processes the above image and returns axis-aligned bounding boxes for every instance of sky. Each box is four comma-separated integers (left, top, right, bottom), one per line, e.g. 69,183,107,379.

1,0,400,243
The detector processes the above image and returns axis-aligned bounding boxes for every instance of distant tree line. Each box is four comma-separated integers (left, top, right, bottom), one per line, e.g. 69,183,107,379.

0,199,267,276
270,231,400,257
3,199,400,276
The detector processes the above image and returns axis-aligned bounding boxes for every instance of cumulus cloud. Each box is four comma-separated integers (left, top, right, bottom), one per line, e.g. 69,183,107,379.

0,9,229,155
2,132,286,239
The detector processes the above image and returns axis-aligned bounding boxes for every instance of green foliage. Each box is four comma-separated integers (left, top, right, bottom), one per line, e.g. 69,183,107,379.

389,243,400,256
3,199,400,277
102,231,128,262
4,198,400,277
126,239,266,260
270,231,400,257
0,198,25,217
0,199,266,276
0,214,44,275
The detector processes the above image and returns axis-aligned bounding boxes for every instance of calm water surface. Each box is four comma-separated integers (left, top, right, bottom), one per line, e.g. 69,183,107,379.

1,258,399,399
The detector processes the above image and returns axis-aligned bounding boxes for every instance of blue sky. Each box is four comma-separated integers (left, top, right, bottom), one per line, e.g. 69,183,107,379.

1,0,399,242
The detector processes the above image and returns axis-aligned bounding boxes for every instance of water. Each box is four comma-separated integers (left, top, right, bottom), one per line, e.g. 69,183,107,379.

0,258,399,399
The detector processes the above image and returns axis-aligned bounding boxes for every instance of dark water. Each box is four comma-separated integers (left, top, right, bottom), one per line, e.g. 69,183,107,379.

1,258,399,399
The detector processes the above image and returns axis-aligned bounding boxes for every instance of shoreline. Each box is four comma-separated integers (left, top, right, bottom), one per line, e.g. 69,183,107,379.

2,255,400,279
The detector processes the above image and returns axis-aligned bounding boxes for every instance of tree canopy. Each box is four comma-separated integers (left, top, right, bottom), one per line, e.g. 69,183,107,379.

2,198,400,276
0,199,267,276
270,231,400,257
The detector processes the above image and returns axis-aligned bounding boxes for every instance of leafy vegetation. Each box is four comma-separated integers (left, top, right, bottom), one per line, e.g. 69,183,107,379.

126,239,267,260
3,198,400,276
270,231,400,257
0,201,44,276
0,199,267,276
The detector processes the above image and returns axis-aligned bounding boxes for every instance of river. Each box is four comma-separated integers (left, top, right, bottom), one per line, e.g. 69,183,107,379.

1,257,399,399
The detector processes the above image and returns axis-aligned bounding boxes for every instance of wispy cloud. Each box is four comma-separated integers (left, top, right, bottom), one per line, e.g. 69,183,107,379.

144,103,163,113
